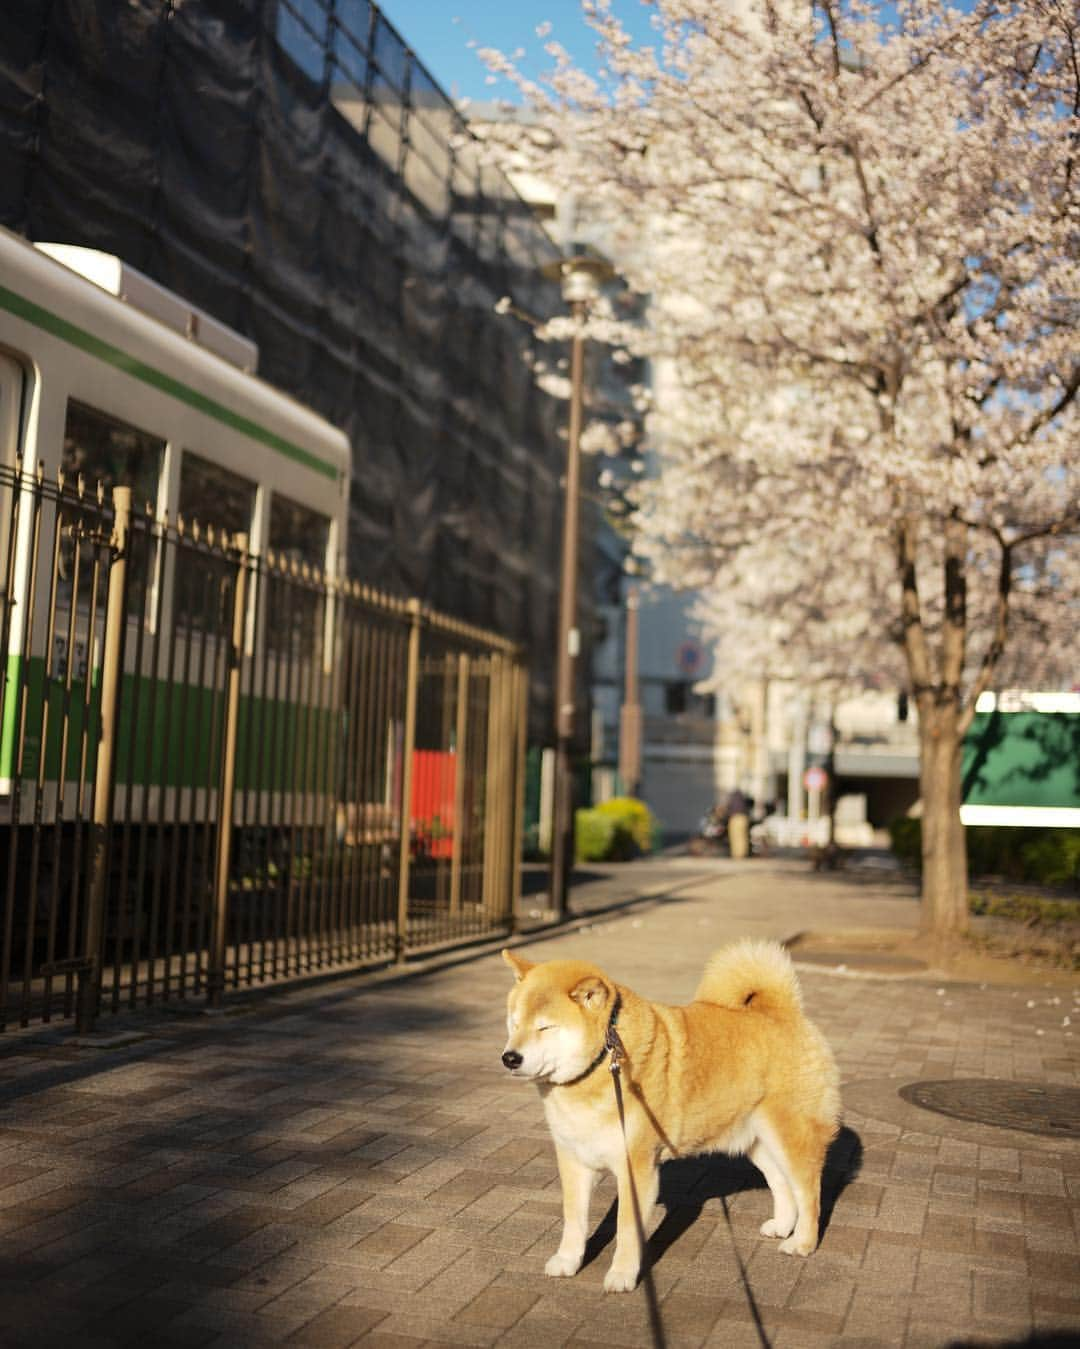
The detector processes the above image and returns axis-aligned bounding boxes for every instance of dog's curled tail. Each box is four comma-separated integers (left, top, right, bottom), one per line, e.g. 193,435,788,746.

694,939,803,1015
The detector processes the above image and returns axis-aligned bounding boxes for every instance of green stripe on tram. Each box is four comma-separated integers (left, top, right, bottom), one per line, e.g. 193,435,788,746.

1,654,339,796
0,653,23,782
0,283,340,482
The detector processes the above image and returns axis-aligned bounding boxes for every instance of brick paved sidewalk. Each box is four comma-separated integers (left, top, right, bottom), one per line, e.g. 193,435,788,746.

0,860,1077,1348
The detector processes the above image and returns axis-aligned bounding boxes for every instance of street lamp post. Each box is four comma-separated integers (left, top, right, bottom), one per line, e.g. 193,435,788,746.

542,250,612,919
618,584,642,798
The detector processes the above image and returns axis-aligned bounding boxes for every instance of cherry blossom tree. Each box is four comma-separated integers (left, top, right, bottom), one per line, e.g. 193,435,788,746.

482,0,1080,935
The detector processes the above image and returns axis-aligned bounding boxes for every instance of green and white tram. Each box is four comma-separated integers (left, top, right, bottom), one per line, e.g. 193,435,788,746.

0,225,351,825
0,226,524,1028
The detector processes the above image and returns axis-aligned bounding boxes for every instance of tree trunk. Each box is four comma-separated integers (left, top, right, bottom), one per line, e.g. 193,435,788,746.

918,704,968,935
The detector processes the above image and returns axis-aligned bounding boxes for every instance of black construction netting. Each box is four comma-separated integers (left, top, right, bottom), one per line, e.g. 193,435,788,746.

0,0,603,741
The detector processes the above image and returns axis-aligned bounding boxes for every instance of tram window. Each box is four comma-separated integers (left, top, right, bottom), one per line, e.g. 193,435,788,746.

268,494,329,569
57,401,164,617
0,352,24,468
62,401,163,508
267,494,330,655
178,451,256,538
173,453,255,638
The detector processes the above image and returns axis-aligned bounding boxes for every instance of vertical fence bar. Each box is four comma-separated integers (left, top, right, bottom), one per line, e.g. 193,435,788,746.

76,485,130,1034
395,599,422,962
494,655,515,929
207,534,247,1010
449,651,469,920
66,509,105,1018
117,508,151,1011
481,656,500,926
141,515,172,1001
43,502,87,1019
155,523,184,1001
361,615,388,958
25,484,66,1025
509,660,528,934
2,471,43,1029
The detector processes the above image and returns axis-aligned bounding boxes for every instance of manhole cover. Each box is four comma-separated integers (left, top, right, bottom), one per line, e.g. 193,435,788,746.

898,1080,1080,1139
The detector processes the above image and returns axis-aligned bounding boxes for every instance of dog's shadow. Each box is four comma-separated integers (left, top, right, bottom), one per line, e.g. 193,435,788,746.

581,1125,863,1269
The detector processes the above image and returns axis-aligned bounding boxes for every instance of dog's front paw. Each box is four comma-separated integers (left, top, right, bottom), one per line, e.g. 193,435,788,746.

603,1264,640,1293
778,1234,815,1257
760,1217,795,1239
545,1252,582,1278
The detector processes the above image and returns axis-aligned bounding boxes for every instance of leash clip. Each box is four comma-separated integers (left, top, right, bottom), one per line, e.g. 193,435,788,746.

605,1024,624,1074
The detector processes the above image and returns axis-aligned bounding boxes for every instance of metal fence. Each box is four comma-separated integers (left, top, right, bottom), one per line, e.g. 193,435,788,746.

0,466,527,1031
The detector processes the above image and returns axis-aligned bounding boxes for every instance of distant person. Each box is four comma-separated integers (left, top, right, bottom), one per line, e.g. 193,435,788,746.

726,787,750,859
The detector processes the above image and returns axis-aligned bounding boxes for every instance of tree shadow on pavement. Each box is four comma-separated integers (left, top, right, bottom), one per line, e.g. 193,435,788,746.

0,997,475,1106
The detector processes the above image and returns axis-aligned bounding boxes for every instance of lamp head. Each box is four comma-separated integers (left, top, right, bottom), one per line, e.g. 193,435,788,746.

541,246,615,305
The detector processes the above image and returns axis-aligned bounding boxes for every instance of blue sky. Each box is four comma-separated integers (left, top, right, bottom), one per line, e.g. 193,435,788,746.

379,1,657,103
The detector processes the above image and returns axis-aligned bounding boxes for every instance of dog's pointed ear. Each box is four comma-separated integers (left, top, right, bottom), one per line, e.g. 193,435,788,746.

502,949,535,982
570,975,609,1010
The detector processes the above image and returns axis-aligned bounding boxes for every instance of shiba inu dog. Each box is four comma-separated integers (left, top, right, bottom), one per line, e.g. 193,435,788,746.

501,940,840,1293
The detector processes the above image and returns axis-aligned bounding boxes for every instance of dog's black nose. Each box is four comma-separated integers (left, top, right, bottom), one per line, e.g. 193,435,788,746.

502,1050,523,1070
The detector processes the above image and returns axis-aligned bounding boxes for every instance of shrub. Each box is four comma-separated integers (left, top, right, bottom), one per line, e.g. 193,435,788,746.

969,890,1078,925
575,809,617,862
889,818,1080,890
889,816,922,870
1019,832,1080,889
574,797,660,862
595,796,658,855
966,827,1026,880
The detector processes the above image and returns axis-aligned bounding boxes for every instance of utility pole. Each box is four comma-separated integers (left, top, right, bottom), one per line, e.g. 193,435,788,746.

542,249,613,918
618,584,642,798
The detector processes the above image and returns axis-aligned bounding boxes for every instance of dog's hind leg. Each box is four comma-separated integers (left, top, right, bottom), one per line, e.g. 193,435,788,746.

749,1136,796,1239
546,1144,598,1278
755,1110,829,1256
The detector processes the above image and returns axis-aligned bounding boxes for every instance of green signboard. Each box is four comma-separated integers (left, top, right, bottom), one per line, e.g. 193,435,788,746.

962,710,1080,826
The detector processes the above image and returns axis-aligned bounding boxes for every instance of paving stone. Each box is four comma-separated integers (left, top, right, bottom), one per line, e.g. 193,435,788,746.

285,1304,388,1347
0,858,1078,1347
454,1282,540,1332
921,1210,976,1252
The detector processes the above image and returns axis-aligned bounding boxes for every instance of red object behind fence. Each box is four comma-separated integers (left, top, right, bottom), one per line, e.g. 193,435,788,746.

410,750,456,858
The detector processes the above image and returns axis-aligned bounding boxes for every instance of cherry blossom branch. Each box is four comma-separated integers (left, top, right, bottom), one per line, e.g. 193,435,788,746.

1008,365,1080,452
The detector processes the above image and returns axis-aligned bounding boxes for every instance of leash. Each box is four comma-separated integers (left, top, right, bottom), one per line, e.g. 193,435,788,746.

605,1008,667,1349
605,1001,767,1349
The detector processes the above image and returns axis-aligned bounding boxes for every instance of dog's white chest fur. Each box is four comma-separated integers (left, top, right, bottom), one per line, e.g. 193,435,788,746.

542,1089,624,1170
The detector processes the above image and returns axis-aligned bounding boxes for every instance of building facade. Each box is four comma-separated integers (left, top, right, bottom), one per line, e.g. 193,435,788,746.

0,0,590,740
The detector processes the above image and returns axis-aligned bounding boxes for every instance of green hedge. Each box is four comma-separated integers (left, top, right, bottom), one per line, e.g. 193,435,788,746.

969,890,1078,924
576,797,660,862
889,818,1080,889
575,809,617,862
889,817,922,869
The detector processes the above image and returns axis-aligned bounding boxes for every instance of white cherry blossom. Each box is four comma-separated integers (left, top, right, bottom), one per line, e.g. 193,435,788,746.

482,0,1079,934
